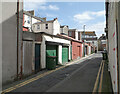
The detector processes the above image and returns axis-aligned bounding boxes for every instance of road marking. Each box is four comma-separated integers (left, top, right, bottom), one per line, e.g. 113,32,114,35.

2,54,94,94
2,66,65,94
47,59,92,92
92,60,103,93
98,62,105,92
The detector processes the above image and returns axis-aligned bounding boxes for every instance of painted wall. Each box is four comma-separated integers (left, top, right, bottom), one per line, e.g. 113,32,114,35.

58,45,62,64
75,31,78,40
117,2,120,92
107,2,118,92
2,2,23,84
72,41,83,60
33,19,60,35
33,22,53,34
41,34,71,68
23,14,41,32
60,26,69,35
88,46,91,55
53,19,60,35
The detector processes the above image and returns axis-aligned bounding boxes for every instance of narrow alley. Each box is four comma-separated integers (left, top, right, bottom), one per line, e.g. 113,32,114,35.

2,0,119,93
2,52,105,93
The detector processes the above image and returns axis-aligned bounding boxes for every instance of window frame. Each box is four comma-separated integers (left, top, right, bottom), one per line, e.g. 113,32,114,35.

37,24,40,30
45,24,48,29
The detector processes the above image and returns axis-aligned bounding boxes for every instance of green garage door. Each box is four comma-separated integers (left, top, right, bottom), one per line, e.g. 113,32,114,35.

35,44,41,72
46,45,58,66
62,46,68,64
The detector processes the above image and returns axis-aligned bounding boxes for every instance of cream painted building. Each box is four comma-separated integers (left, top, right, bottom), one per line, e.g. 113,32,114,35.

23,10,46,32
33,18,60,35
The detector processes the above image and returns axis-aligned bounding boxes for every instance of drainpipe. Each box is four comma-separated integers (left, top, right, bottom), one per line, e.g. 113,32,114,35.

17,0,19,79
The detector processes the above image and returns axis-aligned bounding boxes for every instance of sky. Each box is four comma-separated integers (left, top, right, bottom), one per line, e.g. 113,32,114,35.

24,1,105,38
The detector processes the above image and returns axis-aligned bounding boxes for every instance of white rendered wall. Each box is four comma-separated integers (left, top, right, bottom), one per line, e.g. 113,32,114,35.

24,14,31,31
68,45,71,60
41,36,46,69
107,2,118,92
75,31,78,40
41,34,71,67
24,14,41,32
33,19,60,35
33,22,53,34
53,20,60,35
88,46,91,55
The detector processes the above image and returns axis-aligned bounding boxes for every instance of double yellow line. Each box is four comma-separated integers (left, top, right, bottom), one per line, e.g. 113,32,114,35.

1,66,66,94
92,60,105,93
1,55,94,94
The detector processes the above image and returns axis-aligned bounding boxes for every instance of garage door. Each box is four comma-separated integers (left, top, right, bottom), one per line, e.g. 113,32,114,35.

62,46,68,64
23,41,33,75
35,44,41,72
46,45,58,66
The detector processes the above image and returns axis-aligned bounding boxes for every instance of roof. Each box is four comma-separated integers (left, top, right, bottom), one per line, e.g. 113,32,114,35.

33,32,81,43
33,20,54,24
33,18,58,25
60,25,69,28
23,11,45,22
57,34,82,43
69,29,76,31
81,31,96,36
27,10,35,15
33,32,71,41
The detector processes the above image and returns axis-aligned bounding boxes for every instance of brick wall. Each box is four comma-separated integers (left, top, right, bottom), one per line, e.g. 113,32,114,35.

72,41,82,60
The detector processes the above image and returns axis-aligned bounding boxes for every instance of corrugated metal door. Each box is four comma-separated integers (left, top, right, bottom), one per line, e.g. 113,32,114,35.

46,45,58,66
62,46,68,64
35,44,41,72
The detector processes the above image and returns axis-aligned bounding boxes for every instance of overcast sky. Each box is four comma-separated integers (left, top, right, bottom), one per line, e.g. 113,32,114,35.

24,1,105,37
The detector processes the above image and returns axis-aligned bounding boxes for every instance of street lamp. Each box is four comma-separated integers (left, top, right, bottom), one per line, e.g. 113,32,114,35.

83,25,86,57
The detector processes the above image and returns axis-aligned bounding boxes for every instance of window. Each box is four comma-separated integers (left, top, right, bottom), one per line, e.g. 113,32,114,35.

37,25,40,30
46,24,48,29
27,17,31,24
27,20,30,24
69,31,72,37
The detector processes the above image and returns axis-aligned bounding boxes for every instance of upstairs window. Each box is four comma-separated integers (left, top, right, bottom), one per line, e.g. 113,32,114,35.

27,20,30,24
69,31,72,37
46,24,48,29
27,17,31,24
37,25,40,30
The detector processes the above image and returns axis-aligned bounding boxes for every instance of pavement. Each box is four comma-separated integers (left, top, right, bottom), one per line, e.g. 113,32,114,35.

101,60,113,93
2,52,104,93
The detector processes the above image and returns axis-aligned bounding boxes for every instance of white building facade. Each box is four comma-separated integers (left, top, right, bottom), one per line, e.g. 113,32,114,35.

33,18,60,35
23,11,45,32
40,33,71,69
